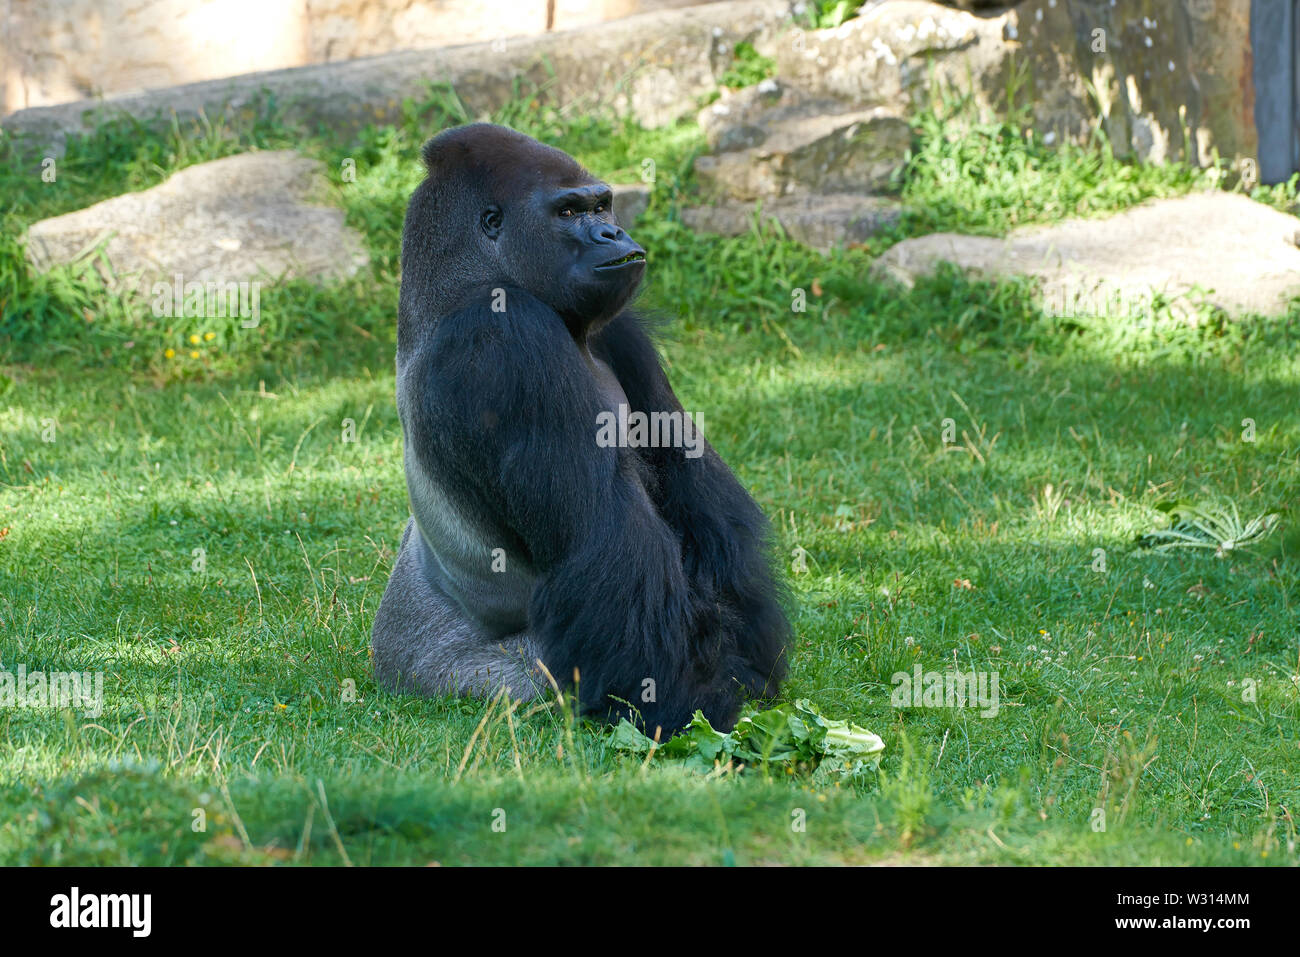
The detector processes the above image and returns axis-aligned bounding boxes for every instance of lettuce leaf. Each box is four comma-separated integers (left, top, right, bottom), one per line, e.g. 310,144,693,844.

609,699,884,781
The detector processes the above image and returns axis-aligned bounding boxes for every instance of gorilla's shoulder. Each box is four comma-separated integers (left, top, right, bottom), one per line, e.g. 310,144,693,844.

431,286,565,344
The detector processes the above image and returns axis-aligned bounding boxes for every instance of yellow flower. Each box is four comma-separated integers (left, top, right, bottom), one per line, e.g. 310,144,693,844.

164,348,175,358
189,334,200,344
189,350,200,359
204,332,215,341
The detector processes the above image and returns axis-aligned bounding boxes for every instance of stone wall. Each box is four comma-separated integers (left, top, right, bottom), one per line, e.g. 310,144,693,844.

1012,0,1256,171
776,0,1258,172
1,0,1273,183
2,0,792,145
0,0,708,116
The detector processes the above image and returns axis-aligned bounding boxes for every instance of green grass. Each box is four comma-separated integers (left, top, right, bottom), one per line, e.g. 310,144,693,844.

716,42,776,90
1,89,1298,865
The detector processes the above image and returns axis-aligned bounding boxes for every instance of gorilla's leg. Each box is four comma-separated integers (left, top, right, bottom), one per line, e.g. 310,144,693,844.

372,520,547,701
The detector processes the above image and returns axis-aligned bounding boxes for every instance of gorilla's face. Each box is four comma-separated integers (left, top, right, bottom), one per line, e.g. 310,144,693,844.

407,125,647,341
491,180,645,334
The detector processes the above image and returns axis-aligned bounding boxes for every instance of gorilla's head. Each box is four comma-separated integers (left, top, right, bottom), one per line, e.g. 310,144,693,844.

401,124,645,343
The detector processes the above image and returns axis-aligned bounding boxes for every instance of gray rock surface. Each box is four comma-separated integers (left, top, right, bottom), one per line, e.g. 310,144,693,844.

611,183,652,225
2,0,792,150
24,151,369,293
872,192,1300,318
775,0,1255,173
695,81,911,201
682,194,903,249
2,0,1260,186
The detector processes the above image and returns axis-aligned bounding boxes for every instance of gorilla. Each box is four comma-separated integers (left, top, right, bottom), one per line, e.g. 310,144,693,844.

371,123,789,734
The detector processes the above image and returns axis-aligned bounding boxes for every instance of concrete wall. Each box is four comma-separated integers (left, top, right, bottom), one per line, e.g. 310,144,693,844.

0,0,711,116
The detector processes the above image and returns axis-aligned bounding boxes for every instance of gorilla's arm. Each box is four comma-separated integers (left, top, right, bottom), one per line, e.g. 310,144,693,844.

404,290,708,732
591,311,790,699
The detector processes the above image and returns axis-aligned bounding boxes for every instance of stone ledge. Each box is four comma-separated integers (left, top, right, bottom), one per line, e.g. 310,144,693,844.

1,0,792,152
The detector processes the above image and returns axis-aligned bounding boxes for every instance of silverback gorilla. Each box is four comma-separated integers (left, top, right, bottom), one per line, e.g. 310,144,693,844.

371,124,789,733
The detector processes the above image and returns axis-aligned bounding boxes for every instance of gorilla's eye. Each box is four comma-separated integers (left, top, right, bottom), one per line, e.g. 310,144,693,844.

559,208,574,218
594,203,606,214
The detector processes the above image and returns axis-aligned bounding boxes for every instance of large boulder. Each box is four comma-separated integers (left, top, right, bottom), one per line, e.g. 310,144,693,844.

775,2,1012,116
685,77,910,248
694,80,911,201
774,0,1256,172
24,151,369,294
871,192,1300,318
1,0,793,150
1011,0,1255,170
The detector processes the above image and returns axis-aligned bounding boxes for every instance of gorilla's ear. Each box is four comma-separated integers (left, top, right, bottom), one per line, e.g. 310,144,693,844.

481,206,503,240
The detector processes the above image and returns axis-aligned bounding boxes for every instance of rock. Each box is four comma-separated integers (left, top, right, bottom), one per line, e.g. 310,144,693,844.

773,0,1258,175
2,0,1264,187
682,194,903,249
24,151,368,294
2,0,793,149
694,82,911,200
0,0,708,116
1001,0,1255,172
775,1,1009,114
686,77,909,247
871,192,1300,318
698,78,788,151
611,183,652,224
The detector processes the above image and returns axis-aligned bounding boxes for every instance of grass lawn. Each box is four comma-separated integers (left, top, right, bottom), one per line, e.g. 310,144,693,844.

1,89,1298,865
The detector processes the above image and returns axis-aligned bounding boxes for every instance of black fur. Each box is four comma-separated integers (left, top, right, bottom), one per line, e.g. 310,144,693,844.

372,123,789,733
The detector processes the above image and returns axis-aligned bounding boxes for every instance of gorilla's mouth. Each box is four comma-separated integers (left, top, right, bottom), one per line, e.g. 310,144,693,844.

596,251,646,270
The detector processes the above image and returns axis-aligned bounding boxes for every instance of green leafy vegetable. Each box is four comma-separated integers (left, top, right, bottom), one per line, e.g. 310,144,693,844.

610,699,885,782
